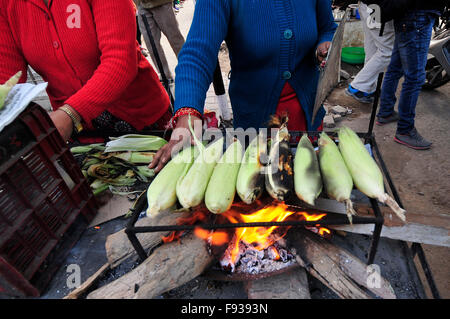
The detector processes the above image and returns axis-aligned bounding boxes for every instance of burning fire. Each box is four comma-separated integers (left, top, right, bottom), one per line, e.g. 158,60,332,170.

163,202,330,269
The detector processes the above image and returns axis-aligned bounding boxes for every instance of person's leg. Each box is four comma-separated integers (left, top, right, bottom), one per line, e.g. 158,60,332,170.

391,12,435,149
360,3,378,62
395,12,435,134
376,36,403,120
152,3,185,59
350,6,395,94
138,7,173,80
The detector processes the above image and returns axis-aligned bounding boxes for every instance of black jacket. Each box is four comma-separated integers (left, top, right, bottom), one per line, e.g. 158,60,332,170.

369,0,445,23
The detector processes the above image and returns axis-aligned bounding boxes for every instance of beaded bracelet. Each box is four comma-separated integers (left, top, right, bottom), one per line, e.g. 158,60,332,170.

170,107,203,128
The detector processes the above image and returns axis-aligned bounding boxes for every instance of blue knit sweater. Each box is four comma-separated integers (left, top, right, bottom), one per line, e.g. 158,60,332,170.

174,0,337,130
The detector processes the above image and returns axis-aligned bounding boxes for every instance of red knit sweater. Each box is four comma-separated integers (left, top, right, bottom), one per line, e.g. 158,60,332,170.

0,0,170,130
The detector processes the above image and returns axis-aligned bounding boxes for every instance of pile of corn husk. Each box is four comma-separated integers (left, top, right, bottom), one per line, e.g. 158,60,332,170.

71,135,167,196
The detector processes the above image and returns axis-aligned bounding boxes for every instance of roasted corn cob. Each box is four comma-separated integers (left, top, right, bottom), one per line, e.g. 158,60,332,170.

176,118,224,209
146,146,198,217
176,137,224,209
205,139,243,214
236,132,267,204
265,119,294,201
337,126,406,221
318,132,356,224
294,134,322,206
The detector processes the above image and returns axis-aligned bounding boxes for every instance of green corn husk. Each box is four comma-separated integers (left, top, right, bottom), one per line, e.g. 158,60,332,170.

104,134,167,153
146,146,199,217
294,134,322,206
338,126,406,221
70,143,105,154
205,139,243,214
90,179,109,196
82,156,102,170
135,166,155,183
0,71,22,110
111,151,155,164
176,137,224,209
236,132,267,204
108,134,160,140
71,145,95,154
318,132,356,224
87,163,136,186
265,122,294,201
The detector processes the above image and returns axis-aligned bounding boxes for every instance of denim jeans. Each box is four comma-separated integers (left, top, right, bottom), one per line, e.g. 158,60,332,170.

377,11,436,134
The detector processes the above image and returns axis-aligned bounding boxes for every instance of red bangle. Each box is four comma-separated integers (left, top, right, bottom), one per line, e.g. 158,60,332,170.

170,107,202,128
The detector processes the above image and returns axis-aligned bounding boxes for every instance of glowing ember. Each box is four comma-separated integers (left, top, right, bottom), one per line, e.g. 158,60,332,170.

218,202,329,266
267,246,280,260
319,227,331,236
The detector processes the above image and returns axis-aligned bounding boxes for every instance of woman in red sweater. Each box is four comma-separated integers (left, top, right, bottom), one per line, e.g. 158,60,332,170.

0,0,171,141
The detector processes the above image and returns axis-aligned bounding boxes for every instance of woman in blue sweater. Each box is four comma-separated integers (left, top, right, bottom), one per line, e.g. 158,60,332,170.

151,0,337,172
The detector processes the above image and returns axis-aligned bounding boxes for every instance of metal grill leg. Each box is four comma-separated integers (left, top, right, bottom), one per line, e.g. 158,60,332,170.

411,242,442,299
367,222,382,265
125,229,148,263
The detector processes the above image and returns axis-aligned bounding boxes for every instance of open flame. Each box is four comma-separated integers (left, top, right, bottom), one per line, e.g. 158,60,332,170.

163,201,330,270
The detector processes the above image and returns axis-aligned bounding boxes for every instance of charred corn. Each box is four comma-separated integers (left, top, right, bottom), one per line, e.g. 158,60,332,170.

294,134,322,206
338,126,406,221
265,120,294,201
236,132,266,204
318,132,356,224
205,139,243,214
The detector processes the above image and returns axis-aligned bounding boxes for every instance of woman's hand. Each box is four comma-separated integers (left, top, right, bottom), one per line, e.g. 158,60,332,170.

316,41,331,67
149,114,203,173
50,107,74,142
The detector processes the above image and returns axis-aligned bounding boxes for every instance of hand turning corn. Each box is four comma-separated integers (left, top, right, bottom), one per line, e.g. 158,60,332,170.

205,139,243,214
294,134,323,206
337,126,406,222
318,132,356,224
0,71,22,110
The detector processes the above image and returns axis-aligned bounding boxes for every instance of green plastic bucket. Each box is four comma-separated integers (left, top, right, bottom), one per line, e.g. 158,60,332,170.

341,47,365,64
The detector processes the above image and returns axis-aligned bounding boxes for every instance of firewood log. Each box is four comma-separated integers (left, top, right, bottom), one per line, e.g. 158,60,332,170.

64,263,110,299
286,229,396,299
245,267,311,299
105,210,190,268
87,232,214,299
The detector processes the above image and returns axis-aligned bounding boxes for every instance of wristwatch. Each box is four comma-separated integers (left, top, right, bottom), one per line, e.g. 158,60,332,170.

59,105,84,134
